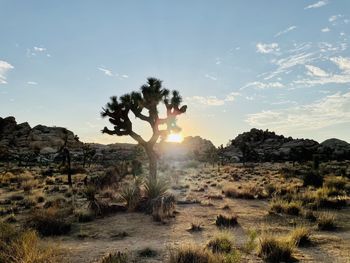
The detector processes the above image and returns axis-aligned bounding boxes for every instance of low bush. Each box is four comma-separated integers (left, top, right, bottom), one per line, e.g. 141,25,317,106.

27,208,72,236
0,222,59,263
207,232,234,253
100,251,130,263
168,244,212,263
138,247,157,258
303,171,323,187
215,214,238,228
258,235,294,263
289,227,311,247
317,212,336,230
323,176,348,191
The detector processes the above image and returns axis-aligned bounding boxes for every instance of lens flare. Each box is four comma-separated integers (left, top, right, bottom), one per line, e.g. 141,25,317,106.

166,133,183,143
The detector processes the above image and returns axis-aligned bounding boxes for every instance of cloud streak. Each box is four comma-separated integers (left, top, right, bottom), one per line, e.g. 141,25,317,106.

0,60,14,84
246,91,350,132
274,26,297,37
304,0,328,10
187,92,240,106
256,43,279,54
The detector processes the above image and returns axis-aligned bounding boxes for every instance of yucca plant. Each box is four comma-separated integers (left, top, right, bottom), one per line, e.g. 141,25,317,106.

144,178,168,200
119,178,142,211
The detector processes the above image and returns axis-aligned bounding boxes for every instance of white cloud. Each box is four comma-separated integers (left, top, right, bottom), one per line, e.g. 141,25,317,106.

246,91,350,132
330,56,350,72
121,74,129,78
305,65,329,77
27,81,38,85
241,81,284,90
304,0,328,10
187,92,240,106
256,43,280,54
98,67,113,76
33,46,46,52
204,74,217,81
274,26,297,37
295,57,350,86
321,27,330,32
0,60,14,84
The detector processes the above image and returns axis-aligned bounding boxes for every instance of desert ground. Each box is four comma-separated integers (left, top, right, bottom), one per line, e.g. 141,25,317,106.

1,160,349,263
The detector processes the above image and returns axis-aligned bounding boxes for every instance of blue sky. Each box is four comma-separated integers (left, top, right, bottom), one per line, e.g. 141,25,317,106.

1,0,350,146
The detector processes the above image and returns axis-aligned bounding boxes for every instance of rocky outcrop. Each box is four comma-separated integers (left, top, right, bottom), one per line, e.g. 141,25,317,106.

319,138,350,160
0,116,82,162
222,128,349,162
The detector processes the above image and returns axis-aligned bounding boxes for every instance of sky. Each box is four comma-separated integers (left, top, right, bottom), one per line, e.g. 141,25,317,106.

1,0,350,146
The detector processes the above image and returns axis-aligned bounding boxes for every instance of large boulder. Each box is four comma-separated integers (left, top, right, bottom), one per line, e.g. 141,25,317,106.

319,138,350,160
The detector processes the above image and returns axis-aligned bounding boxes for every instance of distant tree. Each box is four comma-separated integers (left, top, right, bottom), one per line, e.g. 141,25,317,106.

82,144,96,168
101,77,187,181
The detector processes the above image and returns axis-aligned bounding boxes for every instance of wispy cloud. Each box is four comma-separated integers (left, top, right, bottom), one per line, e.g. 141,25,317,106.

305,65,329,77
304,0,328,10
321,27,330,32
204,74,217,81
274,26,297,37
33,46,46,52
256,43,280,54
246,91,350,132
241,81,284,90
0,60,14,84
27,81,38,85
187,92,240,106
98,67,113,76
98,67,129,79
295,56,350,86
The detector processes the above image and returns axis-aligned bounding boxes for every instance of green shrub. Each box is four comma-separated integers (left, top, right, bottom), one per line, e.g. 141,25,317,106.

242,229,257,253
207,232,234,253
258,235,294,263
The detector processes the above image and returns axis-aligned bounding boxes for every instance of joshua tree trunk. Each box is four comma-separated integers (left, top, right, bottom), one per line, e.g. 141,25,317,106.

146,146,157,182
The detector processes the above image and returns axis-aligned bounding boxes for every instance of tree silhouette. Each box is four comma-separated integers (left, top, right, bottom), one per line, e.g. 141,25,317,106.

101,77,187,181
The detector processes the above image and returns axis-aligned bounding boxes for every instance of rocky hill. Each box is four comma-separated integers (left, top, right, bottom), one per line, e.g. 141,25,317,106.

222,128,350,162
0,116,82,157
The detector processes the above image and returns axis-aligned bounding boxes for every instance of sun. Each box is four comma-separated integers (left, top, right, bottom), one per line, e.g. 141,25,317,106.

166,133,184,143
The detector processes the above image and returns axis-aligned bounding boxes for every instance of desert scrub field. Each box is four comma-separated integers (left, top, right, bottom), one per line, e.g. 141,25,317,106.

0,160,349,262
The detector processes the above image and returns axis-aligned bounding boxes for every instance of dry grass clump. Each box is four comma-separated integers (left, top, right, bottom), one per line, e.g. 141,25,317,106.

288,227,312,247
242,229,258,253
323,176,348,191
188,220,203,232
22,179,39,192
207,232,234,253
100,251,130,263
27,207,72,236
224,185,265,199
0,222,59,263
75,209,95,223
168,244,213,263
269,198,302,215
317,212,336,230
215,214,238,228
258,235,294,263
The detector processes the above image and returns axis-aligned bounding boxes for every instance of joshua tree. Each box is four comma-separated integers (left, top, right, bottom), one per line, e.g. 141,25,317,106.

101,77,187,181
